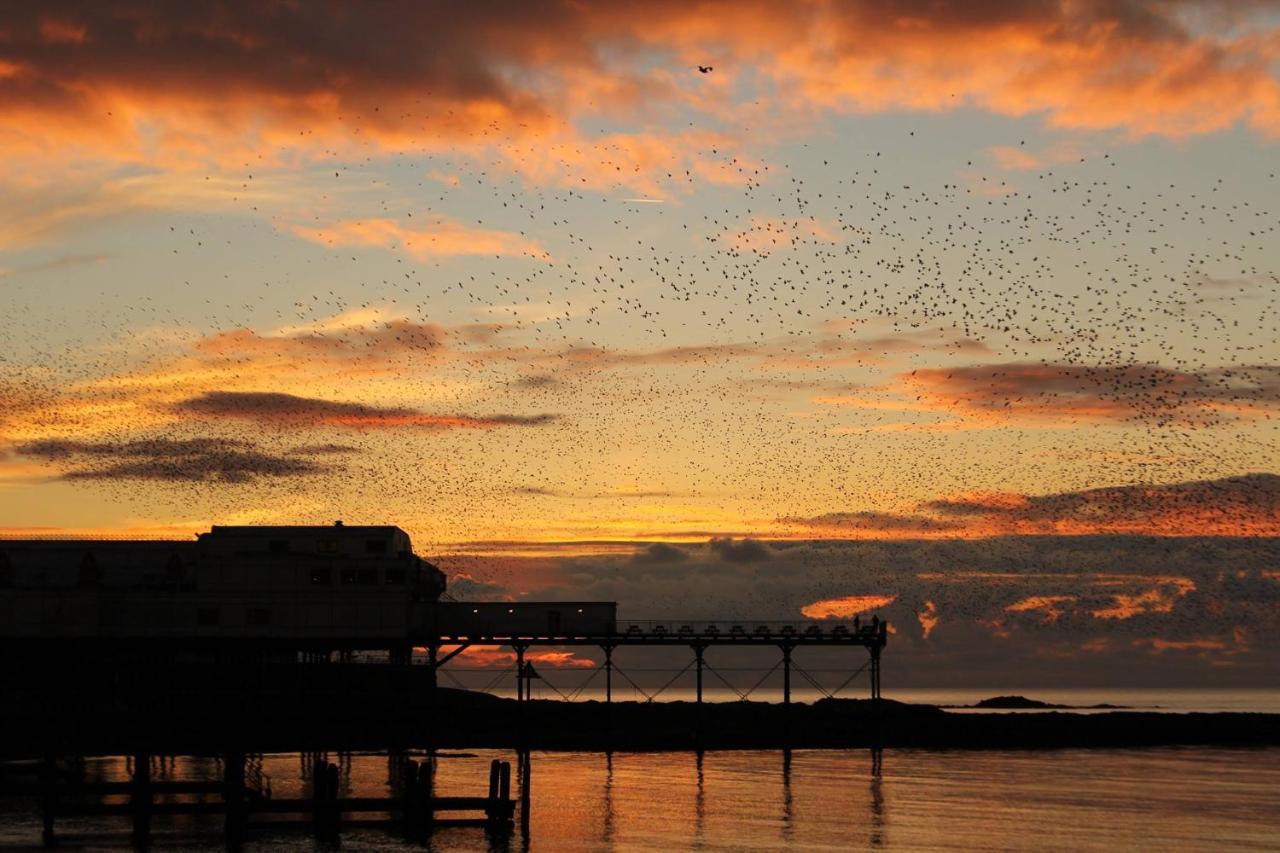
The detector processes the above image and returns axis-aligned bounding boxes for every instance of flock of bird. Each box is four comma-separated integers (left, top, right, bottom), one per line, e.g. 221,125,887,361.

1,64,1278,553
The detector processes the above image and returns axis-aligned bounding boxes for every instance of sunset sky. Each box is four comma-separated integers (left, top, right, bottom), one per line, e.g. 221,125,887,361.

2,2,1278,683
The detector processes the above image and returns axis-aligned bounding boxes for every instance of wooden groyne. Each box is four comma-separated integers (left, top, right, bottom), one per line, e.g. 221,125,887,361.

0,752,520,847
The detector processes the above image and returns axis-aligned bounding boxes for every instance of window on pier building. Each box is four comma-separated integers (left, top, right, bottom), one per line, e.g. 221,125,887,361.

268,539,289,554
384,568,406,585
365,538,387,554
247,607,271,627
197,607,220,627
340,568,357,585
310,567,332,585
357,568,377,585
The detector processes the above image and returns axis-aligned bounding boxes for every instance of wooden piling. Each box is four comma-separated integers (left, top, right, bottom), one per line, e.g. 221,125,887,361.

313,760,340,840
519,750,531,842
487,758,501,821
419,757,434,834
401,758,419,835
130,749,151,845
223,750,246,845
39,748,56,847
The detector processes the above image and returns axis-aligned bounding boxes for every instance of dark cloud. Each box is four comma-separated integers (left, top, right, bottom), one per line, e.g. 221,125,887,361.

514,486,560,496
923,473,1280,535
631,542,688,564
290,443,362,456
445,573,510,600
479,535,1280,686
709,537,772,563
174,390,557,429
781,511,962,533
3,0,1272,173
17,437,328,482
908,363,1280,424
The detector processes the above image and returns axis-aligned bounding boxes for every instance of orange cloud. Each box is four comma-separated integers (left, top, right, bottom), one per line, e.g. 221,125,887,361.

917,600,939,639
445,646,597,670
801,594,896,619
290,217,548,261
1,1,1277,186
1006,595,1077,624
1091,578,1197,620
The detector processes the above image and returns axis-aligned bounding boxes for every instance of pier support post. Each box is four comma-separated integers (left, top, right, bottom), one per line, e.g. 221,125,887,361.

694,644,705,705
514,645,527,703
869,647,881,700
602,644,614,704
781,644,793,706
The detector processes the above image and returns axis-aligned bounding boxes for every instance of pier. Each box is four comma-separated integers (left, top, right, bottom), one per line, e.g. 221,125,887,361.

0,524,890,845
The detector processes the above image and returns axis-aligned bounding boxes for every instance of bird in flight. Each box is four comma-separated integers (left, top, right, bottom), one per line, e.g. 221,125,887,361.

697,65,713,73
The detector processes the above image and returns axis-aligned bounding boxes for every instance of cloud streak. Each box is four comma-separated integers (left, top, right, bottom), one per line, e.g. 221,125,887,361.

290,217,547,261
174,391,557,430
16,437,329,482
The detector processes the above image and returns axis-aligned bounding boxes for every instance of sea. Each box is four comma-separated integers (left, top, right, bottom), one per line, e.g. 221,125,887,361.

1,689,1277,851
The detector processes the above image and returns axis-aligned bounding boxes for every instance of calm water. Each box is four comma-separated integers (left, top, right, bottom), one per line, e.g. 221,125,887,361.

501,685,1280,713
2,747,1278,851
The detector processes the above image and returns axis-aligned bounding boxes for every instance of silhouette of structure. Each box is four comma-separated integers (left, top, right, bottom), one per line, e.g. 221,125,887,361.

0,522,888,705
0,522,887,845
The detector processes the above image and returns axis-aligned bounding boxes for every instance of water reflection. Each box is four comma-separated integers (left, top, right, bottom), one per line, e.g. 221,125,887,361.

869,747,885,848
601,751,615,848
1,747,1277,850
781,748,793,844
692,749,706,850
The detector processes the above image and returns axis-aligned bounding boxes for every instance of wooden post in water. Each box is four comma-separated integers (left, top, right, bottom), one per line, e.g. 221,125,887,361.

486,759,501,823
313,760,339,841
39,746,56,847
401,758,419,837
130,749,151,845
782,644,793,705
223,749,246,845
519,750,531,842
419,757,434,834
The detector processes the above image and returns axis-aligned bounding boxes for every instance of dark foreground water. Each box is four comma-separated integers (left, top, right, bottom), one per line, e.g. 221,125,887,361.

2,746,1278,851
